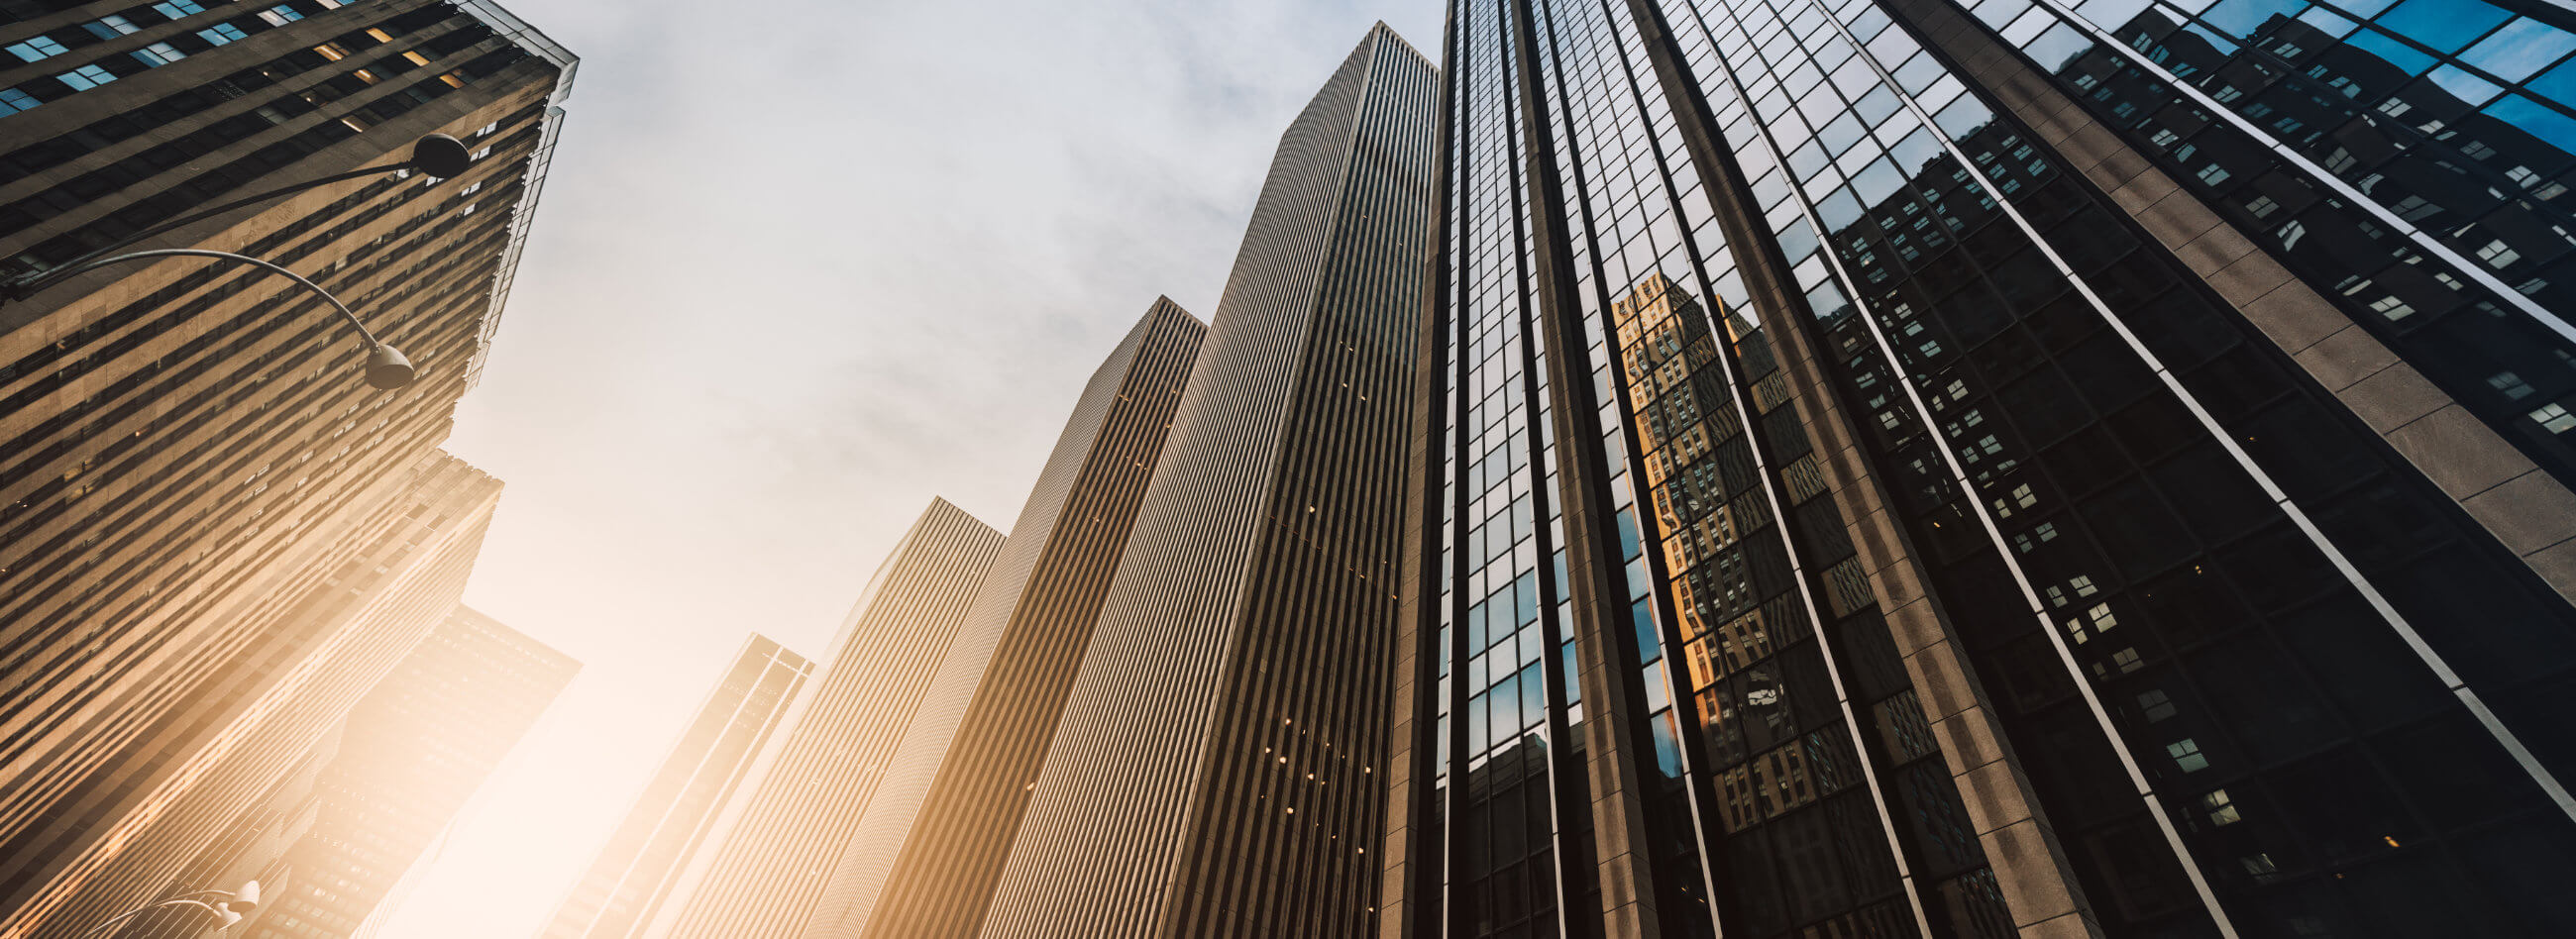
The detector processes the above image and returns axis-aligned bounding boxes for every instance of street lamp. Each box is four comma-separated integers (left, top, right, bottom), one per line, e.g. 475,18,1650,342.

79,879,260,938
0,134,477,390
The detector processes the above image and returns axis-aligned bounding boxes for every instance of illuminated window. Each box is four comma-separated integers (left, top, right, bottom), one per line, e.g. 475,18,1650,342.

314,42,351,60
87,14,140,38
2200,788,2241,826
365,27,393,43
153,0,207,15
199,23,248,45
2530,402,2576,434
402,51,429,65
259,5,302,26
2166,738,2209,773
131,42,186,65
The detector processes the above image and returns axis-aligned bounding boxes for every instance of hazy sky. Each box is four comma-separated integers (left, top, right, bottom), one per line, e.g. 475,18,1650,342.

375,1,1442,935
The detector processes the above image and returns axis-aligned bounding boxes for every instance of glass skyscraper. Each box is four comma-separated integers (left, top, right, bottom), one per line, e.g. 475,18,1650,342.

1385,1,2576,937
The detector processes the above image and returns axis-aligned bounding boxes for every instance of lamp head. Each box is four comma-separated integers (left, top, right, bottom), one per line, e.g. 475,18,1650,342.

410,134,473,179
231,880,260,912
364,344,415,390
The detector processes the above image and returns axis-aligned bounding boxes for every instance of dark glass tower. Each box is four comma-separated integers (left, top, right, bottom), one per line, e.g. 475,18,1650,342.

1385,0,2576,937
793,300,1205,939
979,24,1439,939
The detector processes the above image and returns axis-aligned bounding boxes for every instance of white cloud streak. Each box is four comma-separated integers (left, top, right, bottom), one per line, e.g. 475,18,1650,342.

380,1,1441,936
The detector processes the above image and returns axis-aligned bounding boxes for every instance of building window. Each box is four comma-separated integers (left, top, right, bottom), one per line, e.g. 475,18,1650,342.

5,36,67,62
56,64,116,91
2530,402,2576,434
2137,688,2178,722
86,14,140,38
132,42,186,65
0,87,39,115
2199,788,2241,826
2167,738,2209,773
313,42,352,61
151,0,205,17
199,23,248,45
259,5,302,26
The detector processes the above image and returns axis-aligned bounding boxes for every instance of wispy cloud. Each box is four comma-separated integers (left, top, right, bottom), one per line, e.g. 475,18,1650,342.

395,1,1439,935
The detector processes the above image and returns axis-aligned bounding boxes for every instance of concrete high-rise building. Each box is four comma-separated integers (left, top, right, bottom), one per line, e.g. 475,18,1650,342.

0,0,570,934
645,497,1008,939
1381,1,2576,937
979,25,1439,939
783,300,1204,939
233,604,577,939
0,451,501,938
536,635,813,939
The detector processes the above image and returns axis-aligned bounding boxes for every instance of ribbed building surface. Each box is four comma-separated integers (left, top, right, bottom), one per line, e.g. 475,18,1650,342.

536,635,812,939
978,24,1438,939
237,604,577,939
0,0,571,934
641,498,1006,938
9,451,503,939
788,300,1204,939
1384,0,2576,937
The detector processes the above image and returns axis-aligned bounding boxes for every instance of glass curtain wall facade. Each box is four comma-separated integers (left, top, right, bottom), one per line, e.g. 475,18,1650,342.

1393,0,2576,937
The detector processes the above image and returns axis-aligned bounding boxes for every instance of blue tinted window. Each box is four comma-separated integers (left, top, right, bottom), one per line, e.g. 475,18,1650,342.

2528,57,2576,105
2202,0,2305,39
0,87,37,114
5,36,66,61
2462,18,2576,82
2427,65,2501,105
2376,0,2509,53
2350,26,2436,75
2486,93,2576,153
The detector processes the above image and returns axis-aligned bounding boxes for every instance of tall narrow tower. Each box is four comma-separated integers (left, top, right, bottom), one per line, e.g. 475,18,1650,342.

978,24,1439,939
645,488,1022,938
536,635,815,939
796,299,1203,939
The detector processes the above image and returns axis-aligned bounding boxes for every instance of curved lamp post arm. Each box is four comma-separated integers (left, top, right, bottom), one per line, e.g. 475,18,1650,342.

33,249,416,389
76,899,224,939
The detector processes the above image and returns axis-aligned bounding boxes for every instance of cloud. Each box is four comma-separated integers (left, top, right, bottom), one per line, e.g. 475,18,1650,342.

396,2,1440,937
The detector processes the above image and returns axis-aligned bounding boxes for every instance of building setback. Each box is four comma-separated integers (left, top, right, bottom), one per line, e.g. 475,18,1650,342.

978,24,1438,939
5,451,502,938
643,496,1008,938
0,0,571,934
787,300,1204,939
234,604,577,939
535,635,813,939
1382,0,2576,937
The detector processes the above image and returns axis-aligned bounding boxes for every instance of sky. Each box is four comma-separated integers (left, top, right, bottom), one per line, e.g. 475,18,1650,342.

376,1,1442,936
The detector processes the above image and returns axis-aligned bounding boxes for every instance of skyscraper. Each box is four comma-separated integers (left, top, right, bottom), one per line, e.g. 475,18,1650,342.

235,604,578,939
644,496,1008,938
536,635,813,939
1385,0,2576,937
792,300,1204,939
0,451,503,938
0,0,570,933
979,24,1439,939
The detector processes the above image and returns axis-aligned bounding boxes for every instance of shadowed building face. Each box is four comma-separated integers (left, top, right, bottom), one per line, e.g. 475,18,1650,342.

1384,0,2576,937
